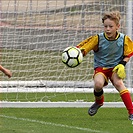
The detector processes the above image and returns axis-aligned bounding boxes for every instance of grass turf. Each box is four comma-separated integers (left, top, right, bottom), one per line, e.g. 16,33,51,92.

0,108,133,133
0,92,123,102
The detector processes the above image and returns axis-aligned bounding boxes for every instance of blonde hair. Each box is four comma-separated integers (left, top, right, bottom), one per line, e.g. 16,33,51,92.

102,11,121,25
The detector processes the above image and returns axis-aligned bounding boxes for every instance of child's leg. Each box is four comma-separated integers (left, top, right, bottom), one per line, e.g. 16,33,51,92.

111,72,133,120
94,89,104,105
88,73,105,116
120,89,133,115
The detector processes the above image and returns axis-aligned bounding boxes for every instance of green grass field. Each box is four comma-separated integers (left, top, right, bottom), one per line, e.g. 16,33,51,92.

1,92,133,133
0,93,124,102
0,107,133,133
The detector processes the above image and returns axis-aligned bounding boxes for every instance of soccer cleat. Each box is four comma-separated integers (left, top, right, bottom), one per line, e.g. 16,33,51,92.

129,114,133,121
88,102,102,116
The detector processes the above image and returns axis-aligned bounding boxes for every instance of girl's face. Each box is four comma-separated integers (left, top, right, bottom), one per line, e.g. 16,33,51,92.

103,18,120,40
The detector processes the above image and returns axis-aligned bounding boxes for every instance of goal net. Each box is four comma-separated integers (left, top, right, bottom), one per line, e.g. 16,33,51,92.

0,0,133,107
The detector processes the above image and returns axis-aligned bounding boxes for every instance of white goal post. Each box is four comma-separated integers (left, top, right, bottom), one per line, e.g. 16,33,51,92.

0,0,133,108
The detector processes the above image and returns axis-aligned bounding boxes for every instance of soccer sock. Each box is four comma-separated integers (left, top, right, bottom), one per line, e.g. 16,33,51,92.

120,89,133,115
94,90,104,105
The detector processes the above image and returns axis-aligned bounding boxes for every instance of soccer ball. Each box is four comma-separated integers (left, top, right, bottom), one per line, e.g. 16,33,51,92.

62,46,83,68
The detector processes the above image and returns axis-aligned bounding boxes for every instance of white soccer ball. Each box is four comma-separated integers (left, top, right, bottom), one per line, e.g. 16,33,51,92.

62,46,83,68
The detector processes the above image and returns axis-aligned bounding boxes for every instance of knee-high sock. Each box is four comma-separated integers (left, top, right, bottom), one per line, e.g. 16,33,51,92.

120,89,133,115
94,90,104,105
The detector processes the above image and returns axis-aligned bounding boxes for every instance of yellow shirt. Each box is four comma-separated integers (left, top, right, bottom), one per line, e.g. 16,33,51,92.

76,33,133,58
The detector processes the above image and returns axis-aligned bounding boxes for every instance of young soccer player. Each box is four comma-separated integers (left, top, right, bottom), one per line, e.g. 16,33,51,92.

0,65,12,78
76,11,133,120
